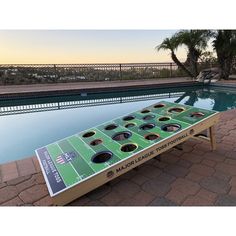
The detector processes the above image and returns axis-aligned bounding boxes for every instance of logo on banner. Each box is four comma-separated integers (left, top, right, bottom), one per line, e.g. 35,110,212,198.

56,151,77,164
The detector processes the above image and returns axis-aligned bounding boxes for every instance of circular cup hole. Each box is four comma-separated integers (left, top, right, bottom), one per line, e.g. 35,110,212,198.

90,139,103,146
112,131,132,141
82,131,95,138
158,116,171,121
121,143,138,152
91,151,113,164
123,115,135,121
161,123,181,132
168,107,185,113
140,109,150,114
105,124,118,130
125,123,136,128
143,115,155,120
139,123,155,130
144,133,160,141
190,112,205,118
154,103,165,108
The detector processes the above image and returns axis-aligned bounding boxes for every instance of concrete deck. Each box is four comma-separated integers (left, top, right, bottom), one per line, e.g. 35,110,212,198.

1,108,236,206
1,78,236,98
0,78,193,98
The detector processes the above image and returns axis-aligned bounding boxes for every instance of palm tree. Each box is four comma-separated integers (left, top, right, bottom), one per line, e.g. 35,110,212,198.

213,30,236,80
174,30,212,78
156,37,194,78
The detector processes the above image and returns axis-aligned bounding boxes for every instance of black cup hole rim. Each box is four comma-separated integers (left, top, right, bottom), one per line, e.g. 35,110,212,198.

140,109,151,114
104,124,118,130
124,122,136,128
161,123,182,132
82,131,96,138
158,116,171,122
168,107,185,113
139,123,156,130
120,143,138,152
144,133,160,141
190,112,205,118
91,151,113,164
123,115,136,121
90,139,103,146
112,131,132,141
143,115,155,120
153,103,166,108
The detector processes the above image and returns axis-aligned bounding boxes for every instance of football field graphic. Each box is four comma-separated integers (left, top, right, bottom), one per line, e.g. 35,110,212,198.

36,101,220,205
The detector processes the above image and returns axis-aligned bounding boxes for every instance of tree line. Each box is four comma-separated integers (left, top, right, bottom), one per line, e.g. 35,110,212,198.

156,30,236,80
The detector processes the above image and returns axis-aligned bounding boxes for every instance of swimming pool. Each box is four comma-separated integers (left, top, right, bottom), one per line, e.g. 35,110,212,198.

0,84,236,164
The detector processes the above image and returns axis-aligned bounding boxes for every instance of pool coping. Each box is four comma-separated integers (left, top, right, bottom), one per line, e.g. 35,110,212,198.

0,78,236,100
211,82,236,89
0,77,199,99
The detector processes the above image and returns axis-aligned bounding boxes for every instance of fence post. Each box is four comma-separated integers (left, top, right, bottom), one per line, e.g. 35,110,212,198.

74,68,77,80
119,64,122,80
54,64,57,82
170,63,172,77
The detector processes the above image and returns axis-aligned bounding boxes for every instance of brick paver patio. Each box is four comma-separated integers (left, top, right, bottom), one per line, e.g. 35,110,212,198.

1,108,236,206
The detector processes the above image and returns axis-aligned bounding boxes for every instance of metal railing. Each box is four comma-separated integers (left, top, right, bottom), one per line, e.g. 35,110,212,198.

0,62,217,85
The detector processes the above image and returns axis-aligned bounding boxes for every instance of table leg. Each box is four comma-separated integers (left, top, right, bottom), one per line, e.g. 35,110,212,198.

209,126,216,151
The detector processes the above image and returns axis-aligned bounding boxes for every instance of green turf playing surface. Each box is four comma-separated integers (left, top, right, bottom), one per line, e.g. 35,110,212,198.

35,101,218,196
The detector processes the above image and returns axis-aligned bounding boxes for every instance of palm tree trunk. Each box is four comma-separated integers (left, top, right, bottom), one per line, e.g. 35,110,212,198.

191,57,199,78
171,51,194,78
223,58,232,79
218,55,232,80
189,48,200,78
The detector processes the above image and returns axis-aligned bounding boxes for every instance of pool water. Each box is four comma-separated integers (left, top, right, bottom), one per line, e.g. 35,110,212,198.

0,85,236,164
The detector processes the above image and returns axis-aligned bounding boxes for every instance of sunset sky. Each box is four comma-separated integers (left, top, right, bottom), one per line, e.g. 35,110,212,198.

0,30,190,64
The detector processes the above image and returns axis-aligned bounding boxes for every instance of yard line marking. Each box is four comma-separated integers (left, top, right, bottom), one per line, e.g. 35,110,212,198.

76,135,109,165
96,123,149,149
146,109,192,127
67,138,97,172
56,143,82,181
117,121,150,146
76,134,97,153
95,126,145,157
92,128,123,164
94,127,121,147
121,126,149,147
136,108,192,128
97,142,123,162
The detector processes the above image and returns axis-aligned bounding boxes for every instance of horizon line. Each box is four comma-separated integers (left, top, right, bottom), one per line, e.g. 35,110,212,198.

0,61,186,65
